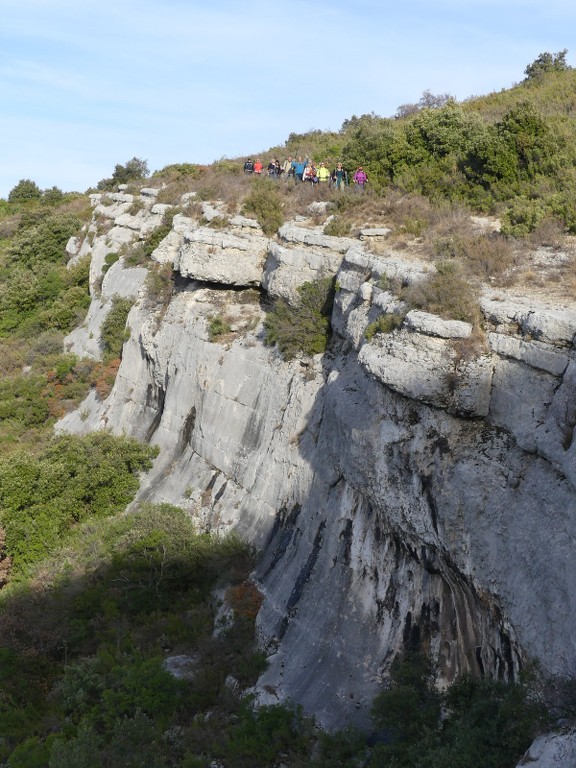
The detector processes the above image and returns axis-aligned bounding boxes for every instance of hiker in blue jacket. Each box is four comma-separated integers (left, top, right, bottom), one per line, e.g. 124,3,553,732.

293,157,308,183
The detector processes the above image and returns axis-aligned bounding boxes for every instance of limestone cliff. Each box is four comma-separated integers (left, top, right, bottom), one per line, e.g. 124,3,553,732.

58,188,576,737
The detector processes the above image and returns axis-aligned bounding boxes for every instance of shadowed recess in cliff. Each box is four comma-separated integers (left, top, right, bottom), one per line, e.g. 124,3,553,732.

278,519,326,640
260,503,303,579
144,382,166,442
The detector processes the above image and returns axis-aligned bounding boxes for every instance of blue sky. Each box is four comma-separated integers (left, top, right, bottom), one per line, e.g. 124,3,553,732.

1,0,574,197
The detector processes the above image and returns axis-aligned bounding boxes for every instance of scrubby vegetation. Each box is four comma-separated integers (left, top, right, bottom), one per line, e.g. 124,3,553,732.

99,296,133,360
241,179,284,235
264,277,335,359
0,50,573,767
368,651,547,768
208,314,232,341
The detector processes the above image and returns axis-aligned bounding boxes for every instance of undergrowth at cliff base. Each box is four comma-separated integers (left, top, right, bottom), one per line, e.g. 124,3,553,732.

0,503,281,768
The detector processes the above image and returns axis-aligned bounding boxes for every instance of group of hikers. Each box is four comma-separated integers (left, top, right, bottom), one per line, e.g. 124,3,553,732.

243,156,368,190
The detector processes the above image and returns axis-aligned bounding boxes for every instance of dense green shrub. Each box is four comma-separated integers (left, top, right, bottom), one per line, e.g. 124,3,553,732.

264,276,335,359
0,504,264,765
8,179,42,203
214,701,310,766
242,180,284,235
5,212,82,268
99,296,134,360
370,651,546,768
0,432,157,577
0,209,89,338
501,197,547,237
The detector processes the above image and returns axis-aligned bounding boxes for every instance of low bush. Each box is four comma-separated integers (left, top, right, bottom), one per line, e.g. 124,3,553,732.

365,312,406,340
433,232,515,280
208,315,232,341
402,261,481,324
207,215,231,229
323,216,351,236
242,180,284,235
143,264,174,310
264,276,335,359
124,224,172,267
102,252,120,274
100,296,133,360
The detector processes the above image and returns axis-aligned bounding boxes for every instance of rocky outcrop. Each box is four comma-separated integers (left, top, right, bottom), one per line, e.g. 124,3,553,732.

58,190,576,732
516,730,576,767
176,227,269,286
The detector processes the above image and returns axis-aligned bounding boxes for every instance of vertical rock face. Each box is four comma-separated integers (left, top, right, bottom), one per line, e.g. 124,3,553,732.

58,192,576,730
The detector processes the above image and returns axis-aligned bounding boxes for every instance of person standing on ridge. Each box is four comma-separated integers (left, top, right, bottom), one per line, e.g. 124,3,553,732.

253,159,263,175
282,156,294,180
317,162,330,184
243,159,254,174
293,157,308,183
353,166,367,190
331,162,348,189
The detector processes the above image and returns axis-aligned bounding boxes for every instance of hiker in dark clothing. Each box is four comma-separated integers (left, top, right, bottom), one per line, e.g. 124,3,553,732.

330,163,349,189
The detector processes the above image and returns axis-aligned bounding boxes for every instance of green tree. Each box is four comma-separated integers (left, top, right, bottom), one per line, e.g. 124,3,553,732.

97,158,149,190
8,179,42,202
524,49,570,81
42,186,64,205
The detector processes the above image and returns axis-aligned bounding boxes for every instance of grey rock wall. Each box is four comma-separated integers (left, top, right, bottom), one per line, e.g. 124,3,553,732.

58,192,576,732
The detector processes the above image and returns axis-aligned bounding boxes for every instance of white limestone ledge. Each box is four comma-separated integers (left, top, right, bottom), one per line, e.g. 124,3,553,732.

114,208,166,237
278,223,352,252
229,214,260,229
405,310,472,339
359,227,392,239
488,333,570,376
175,227,269,286
481,295,576,346
262,240,345,302
359,329,493,417
342,246,433,287
152,229,183,266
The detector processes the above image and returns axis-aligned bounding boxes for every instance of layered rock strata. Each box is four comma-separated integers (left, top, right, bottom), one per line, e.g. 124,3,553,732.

58,190,576,730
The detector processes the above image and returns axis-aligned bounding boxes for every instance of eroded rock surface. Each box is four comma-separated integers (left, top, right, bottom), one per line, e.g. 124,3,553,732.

59,192,576,733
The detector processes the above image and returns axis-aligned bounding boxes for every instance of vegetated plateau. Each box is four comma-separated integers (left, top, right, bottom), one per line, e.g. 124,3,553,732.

0,52,575,767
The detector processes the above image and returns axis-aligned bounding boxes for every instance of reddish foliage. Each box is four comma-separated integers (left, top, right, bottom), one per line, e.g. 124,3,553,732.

93,357,121,399
227,580,264,621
